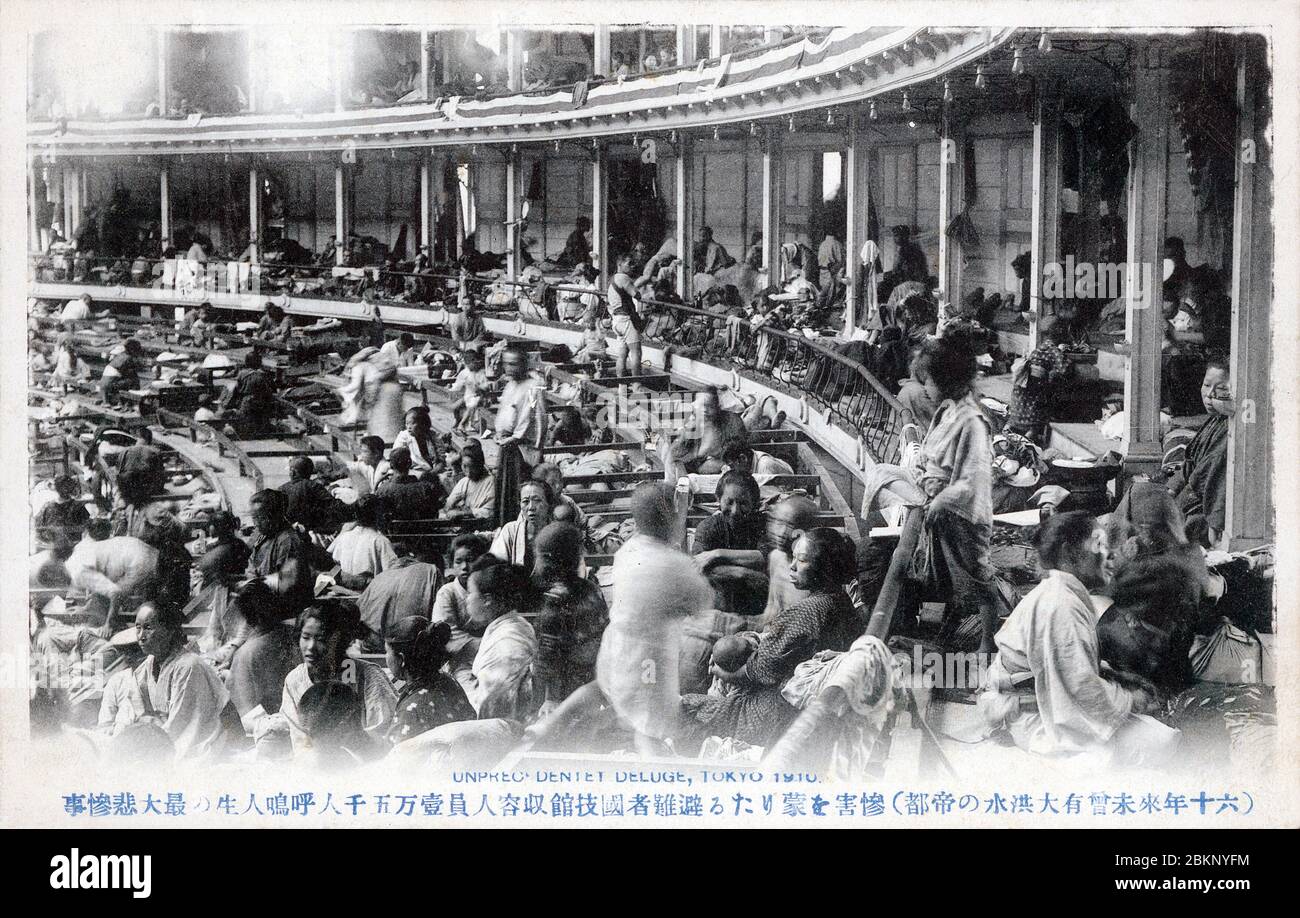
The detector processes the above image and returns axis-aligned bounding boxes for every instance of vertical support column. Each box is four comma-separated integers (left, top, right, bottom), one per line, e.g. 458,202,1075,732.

334,163,348,266
592,142,609,289
248,166,260,264
420,156,433,252
63,167,82,241
1121,48,1169,480
709,26,723,60
159,163,171,249
1225,50,1273,550
675,134,693,298
246,33,258,113
844,113,870,336
1028,90,1063,350
157,28,169,115
333,31,348,112
420,30,432,100
937,120,966,321
676,25,697,67
506,30,523,92
28,159,39,254
506,146,521,281
593,25,611,77
764,28,785,46
761,126,784,288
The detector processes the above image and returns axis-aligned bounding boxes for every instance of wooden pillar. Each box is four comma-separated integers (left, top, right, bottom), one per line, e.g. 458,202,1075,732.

1225,51,1273,550
593,25,611,77
159,164,171,249
592,142,609,288
248,167,260,263
675,134,693,298
676,25,697,67
63,167,81,240
334,163,348,265
506,146,522,281
157,28,169,115
506,30,523,92
246,34,258,113
1121,48,1169,479
28,159,39,254
420,157,433,252
333,31,348,112
709,26,723,60
420,30,432,100
761,126,784,288
937,120,966,320
844,114,870,336
1028,91,1063,350
764,28,785,46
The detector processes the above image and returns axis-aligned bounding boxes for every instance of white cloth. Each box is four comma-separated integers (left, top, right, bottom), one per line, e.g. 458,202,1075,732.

595,535,714,739
980,569,1179,763
61,299,92,322
445,473,496,519
279,659,397,754
494,374,546,445
462,612,538,719
100,649,230,760
328,526,399,578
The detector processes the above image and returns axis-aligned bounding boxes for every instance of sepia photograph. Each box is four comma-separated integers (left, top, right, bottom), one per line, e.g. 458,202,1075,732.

1,0,1296,870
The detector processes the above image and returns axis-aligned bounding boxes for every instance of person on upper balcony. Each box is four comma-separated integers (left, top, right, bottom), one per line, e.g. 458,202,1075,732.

879,225,929,303
558,216,592,269
693,225,735,278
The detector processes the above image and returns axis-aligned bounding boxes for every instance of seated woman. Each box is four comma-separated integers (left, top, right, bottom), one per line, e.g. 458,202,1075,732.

279,603,398,757
98,338,147,406
459,559,539,721
257,302,294,344
384,616,476,745
391,406,445,479
443,442,496,520
227,579,298,725
680,528,861,749
432,533,493,693
980,511,1180,767
1006,323,1071,446
691,470,769,621
531,522,608,715
489,478,554,567
1099,482,1214,693
98,601,235,762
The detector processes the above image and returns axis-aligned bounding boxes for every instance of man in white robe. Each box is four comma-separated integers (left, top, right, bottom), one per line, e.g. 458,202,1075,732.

979,511,1180,767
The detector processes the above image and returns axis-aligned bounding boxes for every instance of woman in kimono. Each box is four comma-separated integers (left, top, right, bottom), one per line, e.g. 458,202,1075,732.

531,522,608,714
339,348,405,445
100,601,235,762
279,603,397,758
459,560,539,721
596,482,714,755
680,528,860,749
908,328,1003,655
384,616,475,745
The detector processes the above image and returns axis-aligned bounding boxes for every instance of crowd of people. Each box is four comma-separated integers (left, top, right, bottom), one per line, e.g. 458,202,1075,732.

28,280,1271,774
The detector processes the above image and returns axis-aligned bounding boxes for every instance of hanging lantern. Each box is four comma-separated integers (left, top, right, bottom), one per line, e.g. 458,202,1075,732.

750,121,758,136
869,100,877,120
975,64,988,90
788,115,796,133
943,80,953,103
713,126,720,140
900,91,911,112
1038,31,1053,53
554,140,561,152
825,108,834,125
1011,47,1025,76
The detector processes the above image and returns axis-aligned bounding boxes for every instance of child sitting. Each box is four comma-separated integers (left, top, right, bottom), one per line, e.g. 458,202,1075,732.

572,312,609,365
448,350,489,433
707,633,760,698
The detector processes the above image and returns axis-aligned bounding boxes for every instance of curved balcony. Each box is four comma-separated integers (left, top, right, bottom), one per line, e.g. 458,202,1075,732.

28,27,1016,156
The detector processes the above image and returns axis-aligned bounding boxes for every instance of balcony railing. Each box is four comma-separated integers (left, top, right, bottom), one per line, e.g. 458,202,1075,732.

29,252,907,465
